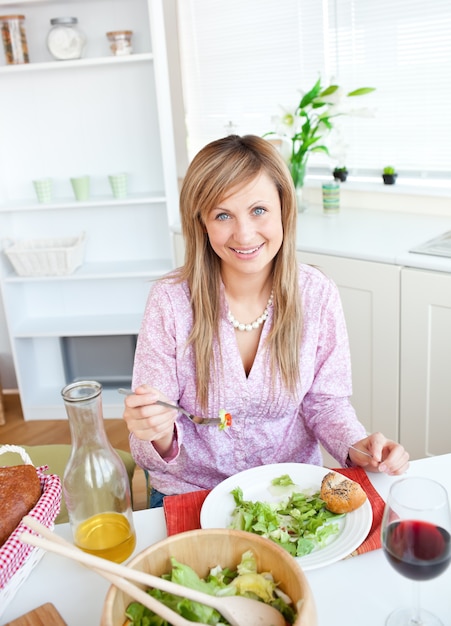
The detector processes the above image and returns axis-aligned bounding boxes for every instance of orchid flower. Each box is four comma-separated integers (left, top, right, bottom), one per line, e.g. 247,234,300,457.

265,77,375,186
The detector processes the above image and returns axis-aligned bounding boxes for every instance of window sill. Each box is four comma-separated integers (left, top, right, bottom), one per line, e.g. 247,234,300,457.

303,177,451,217
307,175,451,196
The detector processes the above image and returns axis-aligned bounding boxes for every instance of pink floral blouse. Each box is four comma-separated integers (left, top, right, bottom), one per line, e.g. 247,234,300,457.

130,263,366,495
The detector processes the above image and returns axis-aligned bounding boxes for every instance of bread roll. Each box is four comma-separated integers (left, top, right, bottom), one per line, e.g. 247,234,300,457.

0,464,41,546
320,471,367,514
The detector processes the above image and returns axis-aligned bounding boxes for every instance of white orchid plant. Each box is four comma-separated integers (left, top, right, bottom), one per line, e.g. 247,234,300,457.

266,77,375,187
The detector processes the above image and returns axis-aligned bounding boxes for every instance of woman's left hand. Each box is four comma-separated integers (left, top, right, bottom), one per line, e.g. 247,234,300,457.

348,432,410,475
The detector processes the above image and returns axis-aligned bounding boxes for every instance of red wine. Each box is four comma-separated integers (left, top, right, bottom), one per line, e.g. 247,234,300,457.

383,520,451,581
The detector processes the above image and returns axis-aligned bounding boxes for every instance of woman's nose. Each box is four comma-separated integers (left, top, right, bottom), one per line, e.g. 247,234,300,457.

233,216,255,242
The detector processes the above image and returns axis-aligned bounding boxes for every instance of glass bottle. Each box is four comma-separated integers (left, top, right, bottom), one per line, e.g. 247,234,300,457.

0,14,29,65
61,380,136,563
46,17,86,61
106,30,133,56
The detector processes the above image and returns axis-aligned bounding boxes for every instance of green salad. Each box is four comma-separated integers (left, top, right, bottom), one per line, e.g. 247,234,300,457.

228,474,344,557
125,550,296,625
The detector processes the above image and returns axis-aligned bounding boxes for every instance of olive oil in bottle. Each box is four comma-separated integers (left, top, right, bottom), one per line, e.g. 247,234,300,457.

61,381,136,563
74,511,135,562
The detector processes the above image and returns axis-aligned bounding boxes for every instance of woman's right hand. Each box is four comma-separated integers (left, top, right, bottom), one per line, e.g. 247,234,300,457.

122,384,177,455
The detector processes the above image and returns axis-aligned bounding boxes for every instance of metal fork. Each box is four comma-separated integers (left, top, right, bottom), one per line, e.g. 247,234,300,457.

348,444,376,460
117,388,221,426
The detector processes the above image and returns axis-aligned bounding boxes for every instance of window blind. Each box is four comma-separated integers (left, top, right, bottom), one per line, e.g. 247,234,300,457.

177,0,451,179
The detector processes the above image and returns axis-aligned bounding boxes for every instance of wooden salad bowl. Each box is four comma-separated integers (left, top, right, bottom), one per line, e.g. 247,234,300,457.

101,528,317,626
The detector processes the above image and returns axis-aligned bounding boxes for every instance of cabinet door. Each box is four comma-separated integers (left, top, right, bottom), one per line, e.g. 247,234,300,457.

298,252,400,440
400,268,451,459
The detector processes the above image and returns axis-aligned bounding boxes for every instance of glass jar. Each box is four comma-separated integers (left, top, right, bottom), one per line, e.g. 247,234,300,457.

106,30,133,56
47,17,86,61
0,14,29,65
61,380,136,563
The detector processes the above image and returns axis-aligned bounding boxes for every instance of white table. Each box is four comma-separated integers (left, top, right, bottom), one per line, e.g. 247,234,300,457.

2,455,451,626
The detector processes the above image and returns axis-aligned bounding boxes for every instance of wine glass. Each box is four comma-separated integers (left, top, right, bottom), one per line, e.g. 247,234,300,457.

381,476,451,625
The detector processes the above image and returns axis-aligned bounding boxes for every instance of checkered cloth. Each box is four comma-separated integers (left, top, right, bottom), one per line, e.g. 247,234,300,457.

0,459,62,589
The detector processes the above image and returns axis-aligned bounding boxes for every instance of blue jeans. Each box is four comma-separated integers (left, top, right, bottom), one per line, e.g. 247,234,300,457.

149,487,166,508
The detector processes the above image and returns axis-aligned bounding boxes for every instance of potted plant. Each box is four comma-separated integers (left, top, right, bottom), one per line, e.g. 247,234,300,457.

265,78,375,210
333,166,349,182
382,166,397,185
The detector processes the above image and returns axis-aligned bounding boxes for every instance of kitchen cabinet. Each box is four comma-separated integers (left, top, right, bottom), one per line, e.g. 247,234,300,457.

296,252,400,442
400,268,451,458
0,0,179,420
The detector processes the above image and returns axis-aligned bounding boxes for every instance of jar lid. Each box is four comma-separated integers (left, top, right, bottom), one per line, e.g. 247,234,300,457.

0,15,26,20
106,30,133,37
50,17,78,25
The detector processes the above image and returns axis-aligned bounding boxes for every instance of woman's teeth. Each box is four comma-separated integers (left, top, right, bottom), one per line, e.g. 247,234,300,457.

233,245,261,255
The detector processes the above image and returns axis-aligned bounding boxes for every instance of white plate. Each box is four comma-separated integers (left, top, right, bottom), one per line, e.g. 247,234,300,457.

200,463,373,571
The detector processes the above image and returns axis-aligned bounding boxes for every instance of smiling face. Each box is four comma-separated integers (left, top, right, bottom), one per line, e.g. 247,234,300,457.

204,170,283,281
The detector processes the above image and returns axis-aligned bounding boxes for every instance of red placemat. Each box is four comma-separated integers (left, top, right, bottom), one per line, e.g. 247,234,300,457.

163,467,384,556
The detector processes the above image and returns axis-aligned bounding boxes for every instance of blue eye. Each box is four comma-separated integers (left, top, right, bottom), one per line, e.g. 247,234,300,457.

253,206,266,216
216,212,230,221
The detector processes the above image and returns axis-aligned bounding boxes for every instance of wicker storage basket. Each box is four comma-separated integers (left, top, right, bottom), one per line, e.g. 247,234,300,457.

0,445,62,617
4,232,86,277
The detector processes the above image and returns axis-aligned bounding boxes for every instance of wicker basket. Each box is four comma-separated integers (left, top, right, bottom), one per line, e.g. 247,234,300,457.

4,232,86,277
0,445,62,617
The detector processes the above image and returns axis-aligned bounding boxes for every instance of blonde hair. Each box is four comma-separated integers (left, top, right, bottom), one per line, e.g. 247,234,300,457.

176,134,302,409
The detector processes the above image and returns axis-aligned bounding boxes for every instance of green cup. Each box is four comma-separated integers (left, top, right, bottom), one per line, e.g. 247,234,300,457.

108,172,128,199
33,178,53,203
322,182,340,214
70,175,90,201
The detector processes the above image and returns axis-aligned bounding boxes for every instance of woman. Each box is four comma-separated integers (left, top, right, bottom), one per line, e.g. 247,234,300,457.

123,134,409,507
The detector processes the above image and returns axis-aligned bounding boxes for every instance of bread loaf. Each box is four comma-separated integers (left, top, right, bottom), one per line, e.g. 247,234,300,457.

0,464,41,546
320,471,367,514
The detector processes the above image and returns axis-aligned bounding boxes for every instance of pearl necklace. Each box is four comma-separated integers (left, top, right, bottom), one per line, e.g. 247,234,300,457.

227,290,274,332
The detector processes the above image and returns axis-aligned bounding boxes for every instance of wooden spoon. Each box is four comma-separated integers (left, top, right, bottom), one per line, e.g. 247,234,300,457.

22,517,286,626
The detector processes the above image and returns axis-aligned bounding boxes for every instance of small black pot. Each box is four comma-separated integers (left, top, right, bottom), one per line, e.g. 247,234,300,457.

382,173,398,185
333,169,348,182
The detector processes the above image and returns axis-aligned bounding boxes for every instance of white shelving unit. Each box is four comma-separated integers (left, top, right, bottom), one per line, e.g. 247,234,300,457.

0,0,179,419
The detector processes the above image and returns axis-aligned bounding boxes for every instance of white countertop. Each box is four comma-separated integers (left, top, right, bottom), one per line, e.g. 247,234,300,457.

2,455,451,626
296,205,451,273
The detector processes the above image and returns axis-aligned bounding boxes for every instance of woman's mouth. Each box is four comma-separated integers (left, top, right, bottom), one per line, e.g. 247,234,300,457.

230,243,264,257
